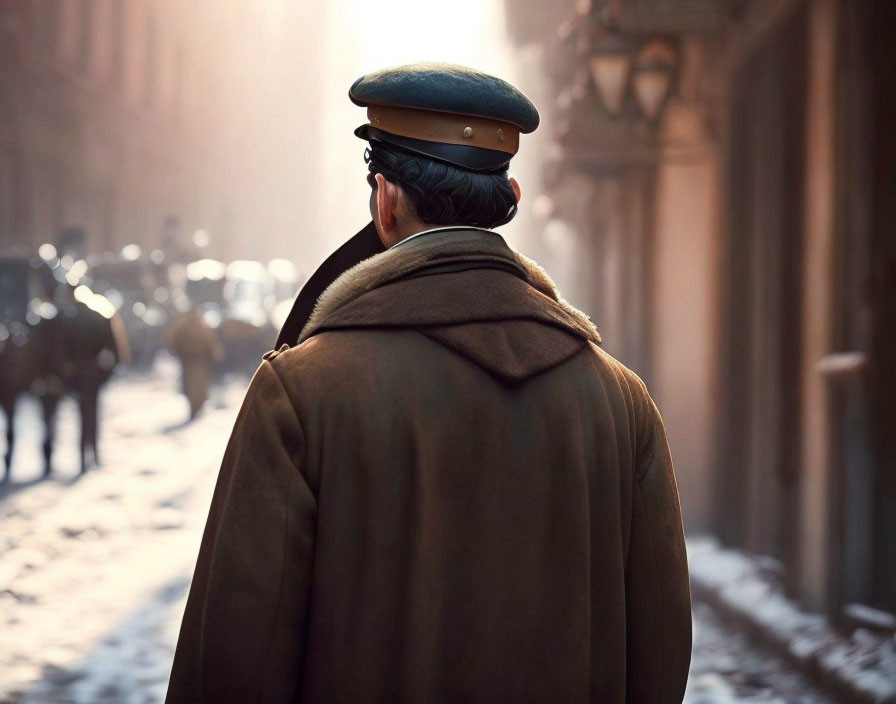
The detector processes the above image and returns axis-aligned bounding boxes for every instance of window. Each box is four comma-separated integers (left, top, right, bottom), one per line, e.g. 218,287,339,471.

30,0,61,56
90,0,115,80
122,0,146,105
58,0,81,65
144,12,158,108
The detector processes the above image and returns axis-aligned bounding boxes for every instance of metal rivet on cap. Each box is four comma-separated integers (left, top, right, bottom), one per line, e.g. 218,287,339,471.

463,126,474,138
496,128,504,142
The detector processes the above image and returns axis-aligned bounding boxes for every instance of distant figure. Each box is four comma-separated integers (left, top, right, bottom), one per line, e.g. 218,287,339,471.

35,282,130,475
56,225,87,262
162,310,223,419
0,258,36,481
0,322,38,481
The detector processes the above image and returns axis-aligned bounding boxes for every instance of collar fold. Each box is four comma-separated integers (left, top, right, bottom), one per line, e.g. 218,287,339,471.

298,228,600,347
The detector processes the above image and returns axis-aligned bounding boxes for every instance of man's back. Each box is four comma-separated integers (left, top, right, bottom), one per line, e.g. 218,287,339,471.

166,229,691,702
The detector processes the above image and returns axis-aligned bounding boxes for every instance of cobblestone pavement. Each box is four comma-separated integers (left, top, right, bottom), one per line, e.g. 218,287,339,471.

0,364,842,703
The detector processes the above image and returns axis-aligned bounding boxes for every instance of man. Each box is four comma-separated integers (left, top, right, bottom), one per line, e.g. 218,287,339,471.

162,307,224,420
167,63,691,703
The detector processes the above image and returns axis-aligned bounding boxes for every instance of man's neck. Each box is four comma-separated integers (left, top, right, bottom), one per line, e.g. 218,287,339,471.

389,225,472,249
386,218,436,247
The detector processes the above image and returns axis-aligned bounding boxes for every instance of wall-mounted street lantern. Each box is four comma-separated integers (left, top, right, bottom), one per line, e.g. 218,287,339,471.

586,21,635,117
579,1,680,127
631,38,678,124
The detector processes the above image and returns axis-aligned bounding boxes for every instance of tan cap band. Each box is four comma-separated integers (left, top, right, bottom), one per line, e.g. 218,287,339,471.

366,105,519,155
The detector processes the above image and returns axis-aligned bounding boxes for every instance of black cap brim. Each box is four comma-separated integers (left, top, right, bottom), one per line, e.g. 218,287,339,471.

355,125,513,173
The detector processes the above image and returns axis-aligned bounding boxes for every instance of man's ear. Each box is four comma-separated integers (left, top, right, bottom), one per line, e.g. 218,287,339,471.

509,176,522,204
375,173,396,233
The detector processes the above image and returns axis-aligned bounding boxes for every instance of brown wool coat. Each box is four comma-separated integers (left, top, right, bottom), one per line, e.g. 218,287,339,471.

166,228,692,703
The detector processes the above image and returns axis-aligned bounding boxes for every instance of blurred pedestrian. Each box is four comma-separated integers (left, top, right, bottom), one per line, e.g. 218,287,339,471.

0,322,35,480
168,65,691,703
0,258,35,480
162,309,223,419
34,274,130,476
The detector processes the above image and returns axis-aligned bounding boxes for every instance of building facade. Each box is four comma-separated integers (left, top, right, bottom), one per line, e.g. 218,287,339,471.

507,0,896,621
0,0,323,261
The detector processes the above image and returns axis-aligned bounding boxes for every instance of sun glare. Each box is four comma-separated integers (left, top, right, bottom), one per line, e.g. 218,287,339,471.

317,0,521,257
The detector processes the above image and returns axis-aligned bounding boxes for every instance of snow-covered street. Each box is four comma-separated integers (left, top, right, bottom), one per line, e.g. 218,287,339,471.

0,363,840,703
1,359,245,704
685,603,836,703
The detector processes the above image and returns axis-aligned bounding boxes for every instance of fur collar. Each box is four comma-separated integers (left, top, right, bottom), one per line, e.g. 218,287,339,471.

298,228,600,345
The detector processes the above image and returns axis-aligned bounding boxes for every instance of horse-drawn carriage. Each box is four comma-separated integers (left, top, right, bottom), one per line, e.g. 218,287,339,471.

0,257,127,480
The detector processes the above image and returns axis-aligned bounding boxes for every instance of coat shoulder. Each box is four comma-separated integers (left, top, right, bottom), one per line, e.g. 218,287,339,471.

263,329,422,395
582,341,660,457
588,342,651,403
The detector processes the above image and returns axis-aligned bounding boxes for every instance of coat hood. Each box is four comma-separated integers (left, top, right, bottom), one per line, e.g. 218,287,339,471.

298,228,600,383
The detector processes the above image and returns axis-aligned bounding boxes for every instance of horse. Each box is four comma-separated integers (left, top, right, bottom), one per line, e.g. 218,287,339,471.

34,287,126,476
0,288,127,480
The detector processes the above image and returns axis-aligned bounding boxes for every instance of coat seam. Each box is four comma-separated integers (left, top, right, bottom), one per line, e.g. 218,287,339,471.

257,467,296,702
265,359,309,482
633,379,658,486
638,481,666,702
635,437,658,486
256,360,307,701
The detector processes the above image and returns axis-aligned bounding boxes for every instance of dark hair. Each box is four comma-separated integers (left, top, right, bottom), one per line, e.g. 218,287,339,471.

364,142,518,229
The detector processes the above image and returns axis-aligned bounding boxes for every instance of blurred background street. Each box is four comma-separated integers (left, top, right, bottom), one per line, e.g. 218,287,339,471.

1,0,895,701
